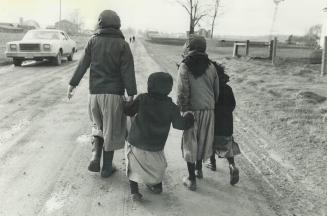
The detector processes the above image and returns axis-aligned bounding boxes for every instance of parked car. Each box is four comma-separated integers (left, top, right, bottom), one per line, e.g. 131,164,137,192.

5,29,77,66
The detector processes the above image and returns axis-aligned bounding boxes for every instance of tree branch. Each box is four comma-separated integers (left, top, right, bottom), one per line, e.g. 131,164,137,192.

194,14,206,26
177,0,191,15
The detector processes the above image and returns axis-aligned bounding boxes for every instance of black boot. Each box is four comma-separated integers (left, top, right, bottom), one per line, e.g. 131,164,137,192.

88,136,103,172
146,182,163,194
195,160,203,179
206,154,217,171
227,157,239,185
184,162,196,191
130,180,143,201
101,150,117,178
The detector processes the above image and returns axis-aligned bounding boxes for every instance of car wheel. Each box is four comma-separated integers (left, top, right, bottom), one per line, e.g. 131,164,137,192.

67,49,74,61
53,51,62,66
13,58,23,66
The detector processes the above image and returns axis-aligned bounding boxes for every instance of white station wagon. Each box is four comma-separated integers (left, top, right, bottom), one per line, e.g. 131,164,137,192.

5,29,77,66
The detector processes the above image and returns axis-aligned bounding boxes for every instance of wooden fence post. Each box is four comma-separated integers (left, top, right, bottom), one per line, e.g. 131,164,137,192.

269,40,274,60
272,37,277,65
245,40,250,56
321,36,327,76
233,42,239,57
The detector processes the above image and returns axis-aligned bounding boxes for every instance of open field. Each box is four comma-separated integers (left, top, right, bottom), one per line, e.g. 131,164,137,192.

146,37,316,60
143,40,327,215
0,32,90,65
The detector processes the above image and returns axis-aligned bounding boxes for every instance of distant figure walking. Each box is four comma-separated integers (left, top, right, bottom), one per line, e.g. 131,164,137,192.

177,35,220,191
206,61,241,185
132,35,135,42
67,10,137,178
124,72,194,201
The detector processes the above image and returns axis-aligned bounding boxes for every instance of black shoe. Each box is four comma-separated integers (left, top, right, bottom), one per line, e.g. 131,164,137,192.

101,151,116,178
88,136,103,172
183,177,196,191
146,183,163,194
195,169,203,179
131,192,143,202
101,165,117,178
206,162,216,171
229,165,239,185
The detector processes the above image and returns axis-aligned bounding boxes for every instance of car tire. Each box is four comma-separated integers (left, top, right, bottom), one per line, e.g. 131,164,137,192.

13,58,23,67
67,49,74,61
53,51,62,66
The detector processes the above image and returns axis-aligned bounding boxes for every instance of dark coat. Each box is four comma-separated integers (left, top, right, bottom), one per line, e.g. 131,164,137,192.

124,93,194,152
69,27,137,96
214,84,236,136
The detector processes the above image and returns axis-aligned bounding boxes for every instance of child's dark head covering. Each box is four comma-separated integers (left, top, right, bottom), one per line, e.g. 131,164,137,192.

188,34,206,53
98,10,121,29
147,72,173,96
212,61,230,84
182,35,210,78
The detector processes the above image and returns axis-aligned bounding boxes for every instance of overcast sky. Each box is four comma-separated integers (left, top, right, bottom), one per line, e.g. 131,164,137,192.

0,0,326,36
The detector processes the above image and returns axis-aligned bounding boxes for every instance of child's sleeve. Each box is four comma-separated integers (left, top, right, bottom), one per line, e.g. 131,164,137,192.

176,63,191,111
213,71,220,103
171,103,194,130
228,85,236,111
124,94,142,116
120,42,137,96
69,37,93,87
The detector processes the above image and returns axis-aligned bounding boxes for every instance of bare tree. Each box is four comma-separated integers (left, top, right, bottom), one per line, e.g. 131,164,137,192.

210,0,221,38
177,0,207,35
69,9,84,33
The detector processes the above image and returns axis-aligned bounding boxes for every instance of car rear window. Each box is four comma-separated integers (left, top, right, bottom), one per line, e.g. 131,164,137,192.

23,31,60,40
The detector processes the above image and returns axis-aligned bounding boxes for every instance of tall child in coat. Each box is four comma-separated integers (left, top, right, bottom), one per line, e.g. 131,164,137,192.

68,10,137,178
124,72,194,201
207,62,241,185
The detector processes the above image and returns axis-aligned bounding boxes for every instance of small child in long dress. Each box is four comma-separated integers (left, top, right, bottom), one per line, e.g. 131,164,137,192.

207,62,241,185
124,72,194,201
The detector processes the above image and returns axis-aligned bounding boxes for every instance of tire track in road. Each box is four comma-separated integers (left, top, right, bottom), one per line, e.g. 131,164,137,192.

234,113,327,216
0,62,77,105
0,59,82,158
0,59,90,215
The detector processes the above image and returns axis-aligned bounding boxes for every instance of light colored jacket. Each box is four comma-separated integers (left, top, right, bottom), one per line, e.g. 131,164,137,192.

177,62,219,111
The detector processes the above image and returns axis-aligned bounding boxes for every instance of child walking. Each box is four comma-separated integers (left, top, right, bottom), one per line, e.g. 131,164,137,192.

124,72,194,201
67,10,136,178
207,62,241,185
177,35,220,191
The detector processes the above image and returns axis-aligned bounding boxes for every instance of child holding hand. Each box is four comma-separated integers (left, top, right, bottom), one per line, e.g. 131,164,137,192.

124,72,194,201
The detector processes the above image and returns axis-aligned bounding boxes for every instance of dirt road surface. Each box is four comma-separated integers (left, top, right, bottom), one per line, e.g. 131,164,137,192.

0,40,319,216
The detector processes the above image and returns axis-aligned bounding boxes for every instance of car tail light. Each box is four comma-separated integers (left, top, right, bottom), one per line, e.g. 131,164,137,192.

10,44,17,51
43,44,51,50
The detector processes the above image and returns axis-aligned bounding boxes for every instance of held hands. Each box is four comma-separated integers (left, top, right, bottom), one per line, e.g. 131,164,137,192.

124,95,134,102
183,111,195,121
67,85,75,100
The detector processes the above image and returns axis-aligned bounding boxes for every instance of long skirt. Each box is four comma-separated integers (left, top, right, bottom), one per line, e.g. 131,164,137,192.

88,94,126,151
125,143,167,185
213,136,241,158
181,110,215,163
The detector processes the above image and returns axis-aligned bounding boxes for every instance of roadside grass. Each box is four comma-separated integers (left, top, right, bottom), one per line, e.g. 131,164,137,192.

0,32,91,65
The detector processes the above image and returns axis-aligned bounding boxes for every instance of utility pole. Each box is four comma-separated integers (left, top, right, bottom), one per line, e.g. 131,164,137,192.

59,0,62,30
322,36,327,76
269,0,284,40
